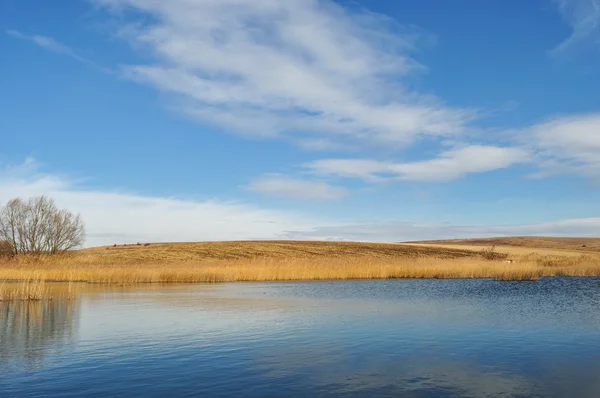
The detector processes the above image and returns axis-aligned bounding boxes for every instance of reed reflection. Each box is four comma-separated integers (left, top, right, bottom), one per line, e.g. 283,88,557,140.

0,299,79,370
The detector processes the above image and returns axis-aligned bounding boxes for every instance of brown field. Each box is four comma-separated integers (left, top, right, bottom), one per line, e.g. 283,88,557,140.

403,243,587,258
0,239,599,285
407,236,600,252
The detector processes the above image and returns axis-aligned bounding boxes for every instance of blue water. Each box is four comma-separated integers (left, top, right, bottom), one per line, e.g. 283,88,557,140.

2,278,600,397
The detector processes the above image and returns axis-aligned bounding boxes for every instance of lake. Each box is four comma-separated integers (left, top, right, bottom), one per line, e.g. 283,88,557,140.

2,278,600,397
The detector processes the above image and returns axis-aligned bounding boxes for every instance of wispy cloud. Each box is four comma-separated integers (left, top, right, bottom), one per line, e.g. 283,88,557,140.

301,109,600,184
7,30,77,55
295,138,355,152
246,174,348,201
523,112,600,178
306,145,528,182
92,0,475,148
6,29,110,72
551,0,600,54
3,159,599,244
301,111,600,184
284,218,600,242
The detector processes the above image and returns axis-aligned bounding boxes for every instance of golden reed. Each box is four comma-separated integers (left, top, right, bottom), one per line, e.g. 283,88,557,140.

0,281,50,301
1,241,599,285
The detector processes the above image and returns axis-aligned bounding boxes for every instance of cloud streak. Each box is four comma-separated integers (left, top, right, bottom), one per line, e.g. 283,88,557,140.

301,111,600,183
2,160,599,245
522,113,600,179
0,160,324,247
246,175,348,201
285,218,600,242
7,30,77,55
306,145,528,182
552,0,600,54
6,29,111,72
93,0,474,147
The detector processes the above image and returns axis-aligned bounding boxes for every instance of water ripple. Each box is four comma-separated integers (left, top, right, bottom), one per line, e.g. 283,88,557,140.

2,278,600,397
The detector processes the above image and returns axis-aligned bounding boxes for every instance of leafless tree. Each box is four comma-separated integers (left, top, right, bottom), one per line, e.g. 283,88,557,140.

0,196,85,255
0,198,24,256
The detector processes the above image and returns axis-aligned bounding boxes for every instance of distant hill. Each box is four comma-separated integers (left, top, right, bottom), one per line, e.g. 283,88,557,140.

83,240,478,262
406,236,600,252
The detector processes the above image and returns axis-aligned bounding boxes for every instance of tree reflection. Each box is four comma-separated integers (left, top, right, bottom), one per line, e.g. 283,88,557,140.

0,299,79,370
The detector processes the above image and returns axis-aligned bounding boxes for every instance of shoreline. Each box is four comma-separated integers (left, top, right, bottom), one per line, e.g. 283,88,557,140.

2,240,600,286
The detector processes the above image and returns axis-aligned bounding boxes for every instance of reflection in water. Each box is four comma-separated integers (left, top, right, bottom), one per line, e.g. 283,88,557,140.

0,299,79,370
1,279,600,397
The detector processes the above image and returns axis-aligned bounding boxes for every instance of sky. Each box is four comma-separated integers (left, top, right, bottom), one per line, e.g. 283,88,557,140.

1,0,600,246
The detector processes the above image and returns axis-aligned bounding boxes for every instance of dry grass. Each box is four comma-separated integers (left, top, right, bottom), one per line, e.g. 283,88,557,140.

0,240,599,284
404,243,586,257
408,236,600,252
82,240,476,263
0,281,51,301
0,280,78,301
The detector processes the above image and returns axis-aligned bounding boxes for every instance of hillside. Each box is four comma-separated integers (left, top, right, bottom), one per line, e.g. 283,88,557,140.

83,240,477,263
2,239,600,283
406,236,600,252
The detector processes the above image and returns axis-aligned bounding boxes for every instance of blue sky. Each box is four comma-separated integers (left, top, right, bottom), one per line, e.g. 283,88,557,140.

2,0,600,246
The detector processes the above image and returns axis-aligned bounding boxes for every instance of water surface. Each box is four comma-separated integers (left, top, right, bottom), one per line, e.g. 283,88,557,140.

2,278,600,397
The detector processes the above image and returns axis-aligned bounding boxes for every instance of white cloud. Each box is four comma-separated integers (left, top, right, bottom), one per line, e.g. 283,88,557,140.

306,145,528,182
552,0,600,54
0,160,325,247
523,113,600,178
246,174,348,201
299,112,600,183
2,160,599,245
92,0,474,147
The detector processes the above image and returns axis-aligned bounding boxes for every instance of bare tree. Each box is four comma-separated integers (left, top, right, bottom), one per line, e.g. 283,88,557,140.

0,196,85,255
0,198,24,255
45,208,86,254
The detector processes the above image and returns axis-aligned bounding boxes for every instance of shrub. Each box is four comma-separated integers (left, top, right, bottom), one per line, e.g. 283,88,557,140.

480,246,508,261
0,240,14,258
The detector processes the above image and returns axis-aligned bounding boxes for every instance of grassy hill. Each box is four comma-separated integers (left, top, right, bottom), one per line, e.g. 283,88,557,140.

1,239,600,285
82,240,477,263
406,236,600,252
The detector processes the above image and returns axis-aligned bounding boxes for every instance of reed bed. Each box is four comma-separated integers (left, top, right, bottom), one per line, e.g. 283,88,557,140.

0,280,78,301
1,255,600,283
0,281,51,301
1,241,599,284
